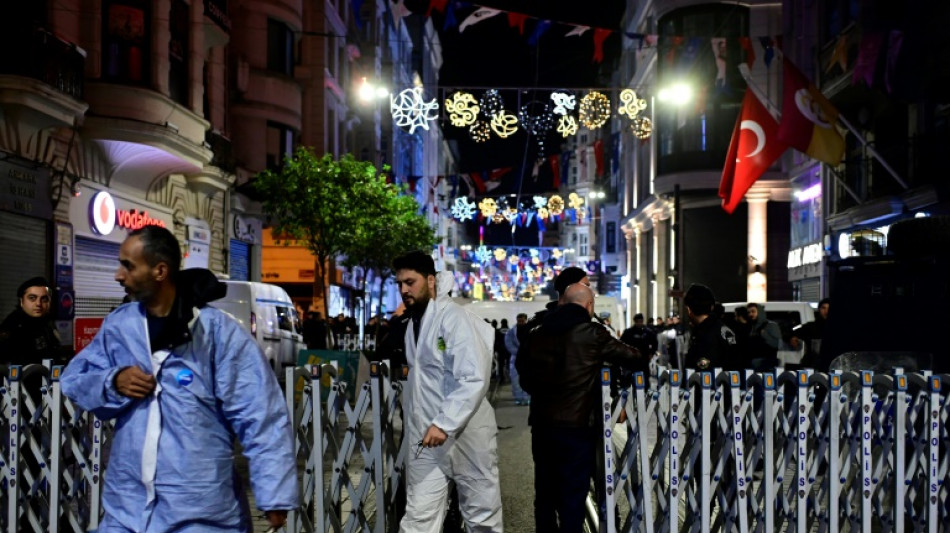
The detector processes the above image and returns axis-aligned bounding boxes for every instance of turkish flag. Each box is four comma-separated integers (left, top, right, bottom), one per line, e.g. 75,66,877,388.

719,90,788,214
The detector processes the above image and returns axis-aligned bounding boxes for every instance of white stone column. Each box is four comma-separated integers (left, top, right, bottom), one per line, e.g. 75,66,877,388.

654,215,669,319
746,192,770,302
153,0,171,95
625,231,636,328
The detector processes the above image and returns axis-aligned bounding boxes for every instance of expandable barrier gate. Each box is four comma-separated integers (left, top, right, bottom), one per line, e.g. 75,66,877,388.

5,362,949,532
597,367,949,533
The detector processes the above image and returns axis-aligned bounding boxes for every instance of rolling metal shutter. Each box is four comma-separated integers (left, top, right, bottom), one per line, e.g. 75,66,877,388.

799,278,821,302
0,212,49,307
75,236,124,317
229,239,250,281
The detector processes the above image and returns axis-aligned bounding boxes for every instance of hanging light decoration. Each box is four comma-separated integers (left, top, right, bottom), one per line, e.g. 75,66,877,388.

503,207,519,223
519,101,554,153
547,195,565,216
556,115,578,138
478,198,498,218
538,207,549,219
469,120,490,142
578,91,611,130
550,91,576,115
490,111,519,138
479,89,504,118
390,87,439,133
568,192,585,210
631,116,653,140
451,197,477,221
493,248,508,261
492,212,506,224
617,88,648,119
445,91,480,127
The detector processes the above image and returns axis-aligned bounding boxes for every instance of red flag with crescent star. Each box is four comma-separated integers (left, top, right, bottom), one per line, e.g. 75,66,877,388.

719,89,788,214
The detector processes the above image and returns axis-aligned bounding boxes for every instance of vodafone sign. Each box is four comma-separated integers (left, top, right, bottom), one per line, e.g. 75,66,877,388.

89,191,167,236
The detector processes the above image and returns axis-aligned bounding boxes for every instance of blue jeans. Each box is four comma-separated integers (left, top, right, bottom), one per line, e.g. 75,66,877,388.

510,357,529,403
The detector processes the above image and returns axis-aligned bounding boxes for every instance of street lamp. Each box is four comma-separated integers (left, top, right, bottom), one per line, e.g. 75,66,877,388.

656,82,693,105
358,77,389,102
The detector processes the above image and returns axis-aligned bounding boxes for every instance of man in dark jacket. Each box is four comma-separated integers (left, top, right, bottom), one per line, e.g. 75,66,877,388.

620,313,658,359
517,283,645,533
0,277,66,366
683,284,738,371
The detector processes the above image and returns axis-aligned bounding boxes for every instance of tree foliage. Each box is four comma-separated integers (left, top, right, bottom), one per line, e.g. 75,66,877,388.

254,148,435,317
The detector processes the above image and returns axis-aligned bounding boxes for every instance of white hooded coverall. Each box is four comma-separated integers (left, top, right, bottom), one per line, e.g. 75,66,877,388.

400,271,503,533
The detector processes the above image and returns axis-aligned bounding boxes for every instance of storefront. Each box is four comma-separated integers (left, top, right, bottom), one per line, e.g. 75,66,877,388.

229,214,261,281
68,184,174,318
788,165,824,301
0,157,53,308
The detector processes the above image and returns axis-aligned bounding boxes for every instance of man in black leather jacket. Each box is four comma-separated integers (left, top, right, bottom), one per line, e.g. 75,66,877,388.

517,283,645,533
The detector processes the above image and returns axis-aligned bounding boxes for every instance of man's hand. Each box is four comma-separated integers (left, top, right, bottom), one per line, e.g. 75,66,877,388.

265,510,288,529
421,425,448,448
114,366,156,399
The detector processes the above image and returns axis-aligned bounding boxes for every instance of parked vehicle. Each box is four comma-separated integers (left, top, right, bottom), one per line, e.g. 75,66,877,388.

722,301,817,366
209,281,306,372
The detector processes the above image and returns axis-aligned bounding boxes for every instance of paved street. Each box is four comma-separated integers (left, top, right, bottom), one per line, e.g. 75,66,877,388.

493,383,536,533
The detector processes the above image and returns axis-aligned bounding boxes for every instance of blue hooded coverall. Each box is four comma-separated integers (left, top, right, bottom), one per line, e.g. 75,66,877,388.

61,302,298,532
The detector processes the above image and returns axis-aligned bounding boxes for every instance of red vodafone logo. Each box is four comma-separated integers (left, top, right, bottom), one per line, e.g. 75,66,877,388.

90,191,117,235
89,191,166,235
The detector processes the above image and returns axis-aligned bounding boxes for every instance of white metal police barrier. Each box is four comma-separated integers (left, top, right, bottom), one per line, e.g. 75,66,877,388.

598,366,949,533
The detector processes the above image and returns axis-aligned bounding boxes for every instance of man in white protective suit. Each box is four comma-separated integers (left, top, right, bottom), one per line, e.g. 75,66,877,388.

393,250,503,533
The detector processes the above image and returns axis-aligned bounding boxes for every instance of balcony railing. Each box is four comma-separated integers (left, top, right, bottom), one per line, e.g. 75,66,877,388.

0,27,85,100
206,129,237,173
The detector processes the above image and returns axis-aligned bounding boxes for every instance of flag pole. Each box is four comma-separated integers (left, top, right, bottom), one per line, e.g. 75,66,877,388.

834,114,908,189
737,64,863,205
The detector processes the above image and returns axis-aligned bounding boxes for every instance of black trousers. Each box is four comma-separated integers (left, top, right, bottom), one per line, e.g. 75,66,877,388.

531,426,596,533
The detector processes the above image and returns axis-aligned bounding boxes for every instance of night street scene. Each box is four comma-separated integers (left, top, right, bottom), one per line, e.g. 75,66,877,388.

1,0,950,531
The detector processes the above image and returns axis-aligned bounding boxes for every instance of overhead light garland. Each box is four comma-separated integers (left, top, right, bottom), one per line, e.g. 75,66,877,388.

578,91,610,129
450,192,593,228
617,89,647,119
490,111,519,138
478,197,498,218
445,91,480,126
391,87,439,133
451,197,477,221
479,89,504,118
556,115,578,137
550,92,576,115
631,116,653,139
519,101,554,152
469,120,491,142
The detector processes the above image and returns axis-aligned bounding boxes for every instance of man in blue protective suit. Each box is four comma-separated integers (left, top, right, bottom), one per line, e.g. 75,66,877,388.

393,250,502,533
61,225,297,532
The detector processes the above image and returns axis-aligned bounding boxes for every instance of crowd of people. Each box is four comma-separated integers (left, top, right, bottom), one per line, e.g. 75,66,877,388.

0,231,831,532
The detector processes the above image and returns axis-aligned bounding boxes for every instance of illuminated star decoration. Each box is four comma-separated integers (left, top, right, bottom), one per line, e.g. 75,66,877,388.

533,195,548,210
550,92,576,115
618,89,648,119
579,91,610,130
490,111,519,138
478,198,498,218
557,115,578,138
445,92,480,127
391,87,439,134
552,248,563,259
475,245,491,263
519,101,554,152
479,89,504,118
451,197,477,221
469,120,490,142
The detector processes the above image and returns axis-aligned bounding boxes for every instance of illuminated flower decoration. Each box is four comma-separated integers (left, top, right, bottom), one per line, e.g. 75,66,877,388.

479,89,504,118
391,88,439,134
492,212,506,224
478,198,498,218
533,196,548,210
469,120,491,142
532,256,540,265
445,92,480,127
556,115,578,138
579,91,610,130
519,101,554,152
490,111,519,138
568,192,585,209
547,195,565,216
451,197,477,221
537,207,549,219
631,116,653,140
552,248,563,259
503,207,519,223
618,89,648,119
474,245,491,263
493,248,507,262
550,92,576,115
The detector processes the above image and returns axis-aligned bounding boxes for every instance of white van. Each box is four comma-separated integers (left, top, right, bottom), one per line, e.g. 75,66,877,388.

722,301,817,366
210,281,307,371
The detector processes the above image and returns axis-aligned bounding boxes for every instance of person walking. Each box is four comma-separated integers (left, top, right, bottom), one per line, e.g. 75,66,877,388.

504,313,530,405
518,282,646,533
394,251,502,533
60,225,298,532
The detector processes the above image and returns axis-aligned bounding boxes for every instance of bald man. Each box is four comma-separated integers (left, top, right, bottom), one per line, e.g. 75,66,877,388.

518,281,646,533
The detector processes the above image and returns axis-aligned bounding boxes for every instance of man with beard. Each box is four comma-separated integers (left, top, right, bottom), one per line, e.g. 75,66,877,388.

60,225,297,532
393,250,502,533
0,277,66,366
